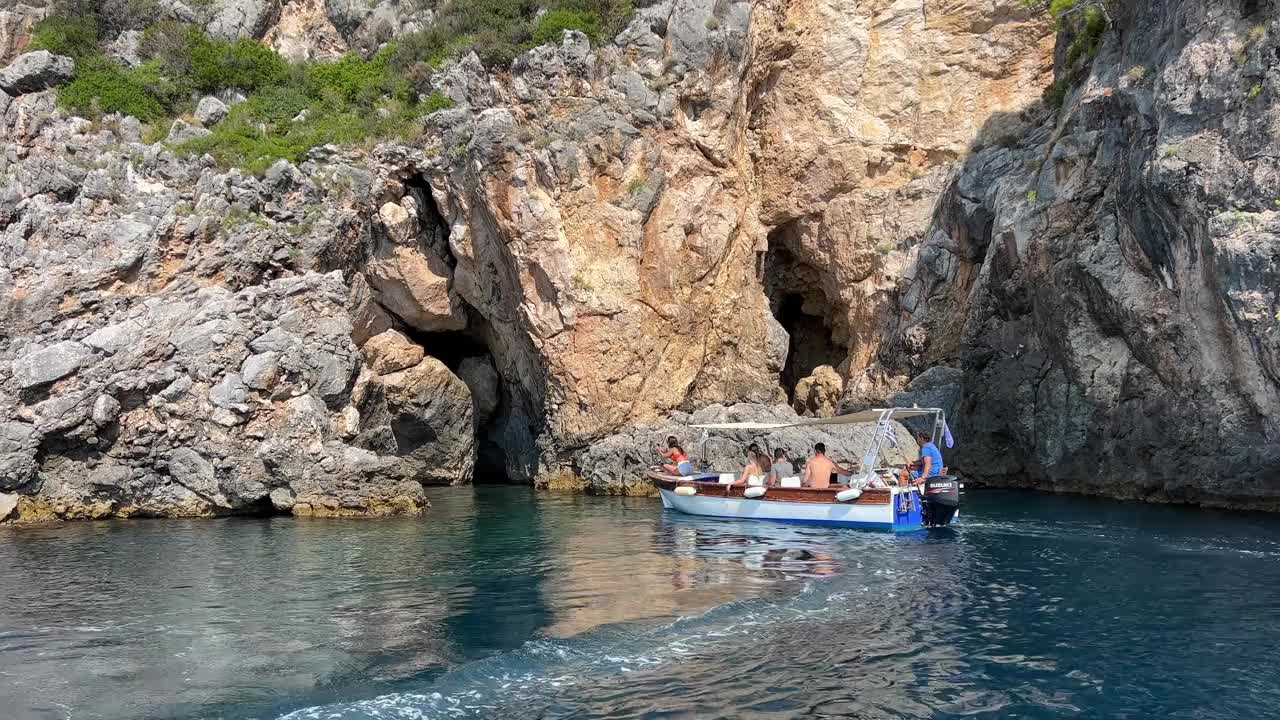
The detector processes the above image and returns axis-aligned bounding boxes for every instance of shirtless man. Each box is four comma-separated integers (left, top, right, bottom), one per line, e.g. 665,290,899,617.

803,443,854,489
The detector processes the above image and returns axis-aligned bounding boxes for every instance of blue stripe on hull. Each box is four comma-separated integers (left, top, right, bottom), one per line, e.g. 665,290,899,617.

661,509,930,532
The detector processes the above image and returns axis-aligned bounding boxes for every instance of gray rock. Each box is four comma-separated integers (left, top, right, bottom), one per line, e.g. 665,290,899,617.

159,375,194,402
167,119,212,143
204,0,281,40
11,341,91,389
107,30,143,67
194,96,229,125
0,51,74,94
241,352,280,391
209,372,250,410
457,356,500,422
91,395,121,427
83,319,144,355
0,493,17,522
167,448,218,498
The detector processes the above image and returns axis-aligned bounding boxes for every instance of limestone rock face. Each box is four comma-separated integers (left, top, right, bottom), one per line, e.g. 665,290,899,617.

0,5,49,66
1,0,1276,519
264,0,347,62
361,329,425,375
203,0,282,40
884,0,1280,509
0,51,74,95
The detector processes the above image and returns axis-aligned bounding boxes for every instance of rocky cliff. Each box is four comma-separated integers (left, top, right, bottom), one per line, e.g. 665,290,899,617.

892,0,1280,508
1,0,1276,523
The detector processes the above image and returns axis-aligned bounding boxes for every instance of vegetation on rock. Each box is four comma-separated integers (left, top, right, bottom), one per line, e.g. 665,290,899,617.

29,0,637,172
1022,0,1112,109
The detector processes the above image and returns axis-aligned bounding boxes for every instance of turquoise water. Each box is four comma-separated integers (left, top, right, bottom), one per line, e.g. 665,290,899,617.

2,487,1279,719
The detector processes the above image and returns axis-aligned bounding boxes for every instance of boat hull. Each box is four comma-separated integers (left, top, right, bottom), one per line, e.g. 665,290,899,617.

656,485,924,532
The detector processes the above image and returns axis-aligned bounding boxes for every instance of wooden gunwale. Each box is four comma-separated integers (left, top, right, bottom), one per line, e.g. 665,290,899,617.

646,470,894,506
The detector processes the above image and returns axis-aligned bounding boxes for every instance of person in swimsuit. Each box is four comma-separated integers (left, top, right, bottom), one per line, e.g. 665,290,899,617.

749,442,772,477
803,443,854,489
657,436,694,475
738,447,765,485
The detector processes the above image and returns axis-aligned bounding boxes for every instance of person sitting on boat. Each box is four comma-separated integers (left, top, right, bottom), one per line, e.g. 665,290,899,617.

768,448,794,485
749,442,772,476
738,447,767,485
657,436,694,476
803,443,854,489
899,431,944,486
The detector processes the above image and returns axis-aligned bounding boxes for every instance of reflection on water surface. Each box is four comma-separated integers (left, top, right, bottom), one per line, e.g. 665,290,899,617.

1,487,1279,720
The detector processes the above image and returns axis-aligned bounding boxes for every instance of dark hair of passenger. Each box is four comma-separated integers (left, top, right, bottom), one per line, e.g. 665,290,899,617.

814,442,826,454
918,432,932,442
774,448,787,459
666,436,679,448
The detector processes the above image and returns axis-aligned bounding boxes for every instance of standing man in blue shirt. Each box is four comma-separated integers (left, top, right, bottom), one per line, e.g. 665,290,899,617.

899,431,944,486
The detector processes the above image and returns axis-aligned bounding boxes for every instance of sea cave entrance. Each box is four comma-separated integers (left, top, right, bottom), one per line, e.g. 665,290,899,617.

763,222,846,401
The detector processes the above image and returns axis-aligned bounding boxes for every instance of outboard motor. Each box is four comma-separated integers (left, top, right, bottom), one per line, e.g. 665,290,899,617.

921,475,960,527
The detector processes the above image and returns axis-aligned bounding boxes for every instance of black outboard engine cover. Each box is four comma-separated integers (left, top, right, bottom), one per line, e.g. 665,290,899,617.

921,475,960,527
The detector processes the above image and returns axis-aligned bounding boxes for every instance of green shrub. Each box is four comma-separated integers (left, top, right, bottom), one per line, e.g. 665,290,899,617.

29,15,100,59
190,36,289,92
58,57,167,121
532,8,602,44
420,91,454,114
305,47,409,105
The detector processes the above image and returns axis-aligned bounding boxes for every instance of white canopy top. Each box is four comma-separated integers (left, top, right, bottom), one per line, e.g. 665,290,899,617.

690,408,943,431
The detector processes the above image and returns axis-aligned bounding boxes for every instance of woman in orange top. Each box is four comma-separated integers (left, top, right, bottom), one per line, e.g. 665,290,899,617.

658,436,693,475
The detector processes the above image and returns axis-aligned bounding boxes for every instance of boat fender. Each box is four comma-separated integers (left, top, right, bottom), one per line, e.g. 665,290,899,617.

743,486,766,499
835,488,862,502
674,486,697,496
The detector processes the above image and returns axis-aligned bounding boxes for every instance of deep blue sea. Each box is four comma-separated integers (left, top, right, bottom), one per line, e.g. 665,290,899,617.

2,487,1279,719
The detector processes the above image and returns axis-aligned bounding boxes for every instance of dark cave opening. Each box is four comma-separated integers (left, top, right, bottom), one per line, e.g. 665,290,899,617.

763,224,846,401
378,175,515,483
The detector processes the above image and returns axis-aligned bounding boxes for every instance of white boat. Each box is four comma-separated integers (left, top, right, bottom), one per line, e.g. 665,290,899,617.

647,407,960,532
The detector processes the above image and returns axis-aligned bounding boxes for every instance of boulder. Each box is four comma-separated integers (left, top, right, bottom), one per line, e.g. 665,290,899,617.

793,365,844,418
361,329,425,375
263,0,346,62
0,492,17,522
167,448,218,499
83,319,145,355
107,30,142,67
240,352,281,391
91,395,121,427
194,96,229,125
364,242,466,332
11,341,91,389
0,50,73,94
167,119,212,143
204,0,281,40
209,372,250,411
378,356,475,484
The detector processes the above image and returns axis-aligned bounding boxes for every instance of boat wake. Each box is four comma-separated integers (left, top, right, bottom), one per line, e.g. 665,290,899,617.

278,586,841,720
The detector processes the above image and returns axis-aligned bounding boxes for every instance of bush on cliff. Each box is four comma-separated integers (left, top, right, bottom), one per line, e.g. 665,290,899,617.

58,57,169,121
532,9,603,45
391,0,632,84
41,0,634,171
29,15,100,60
